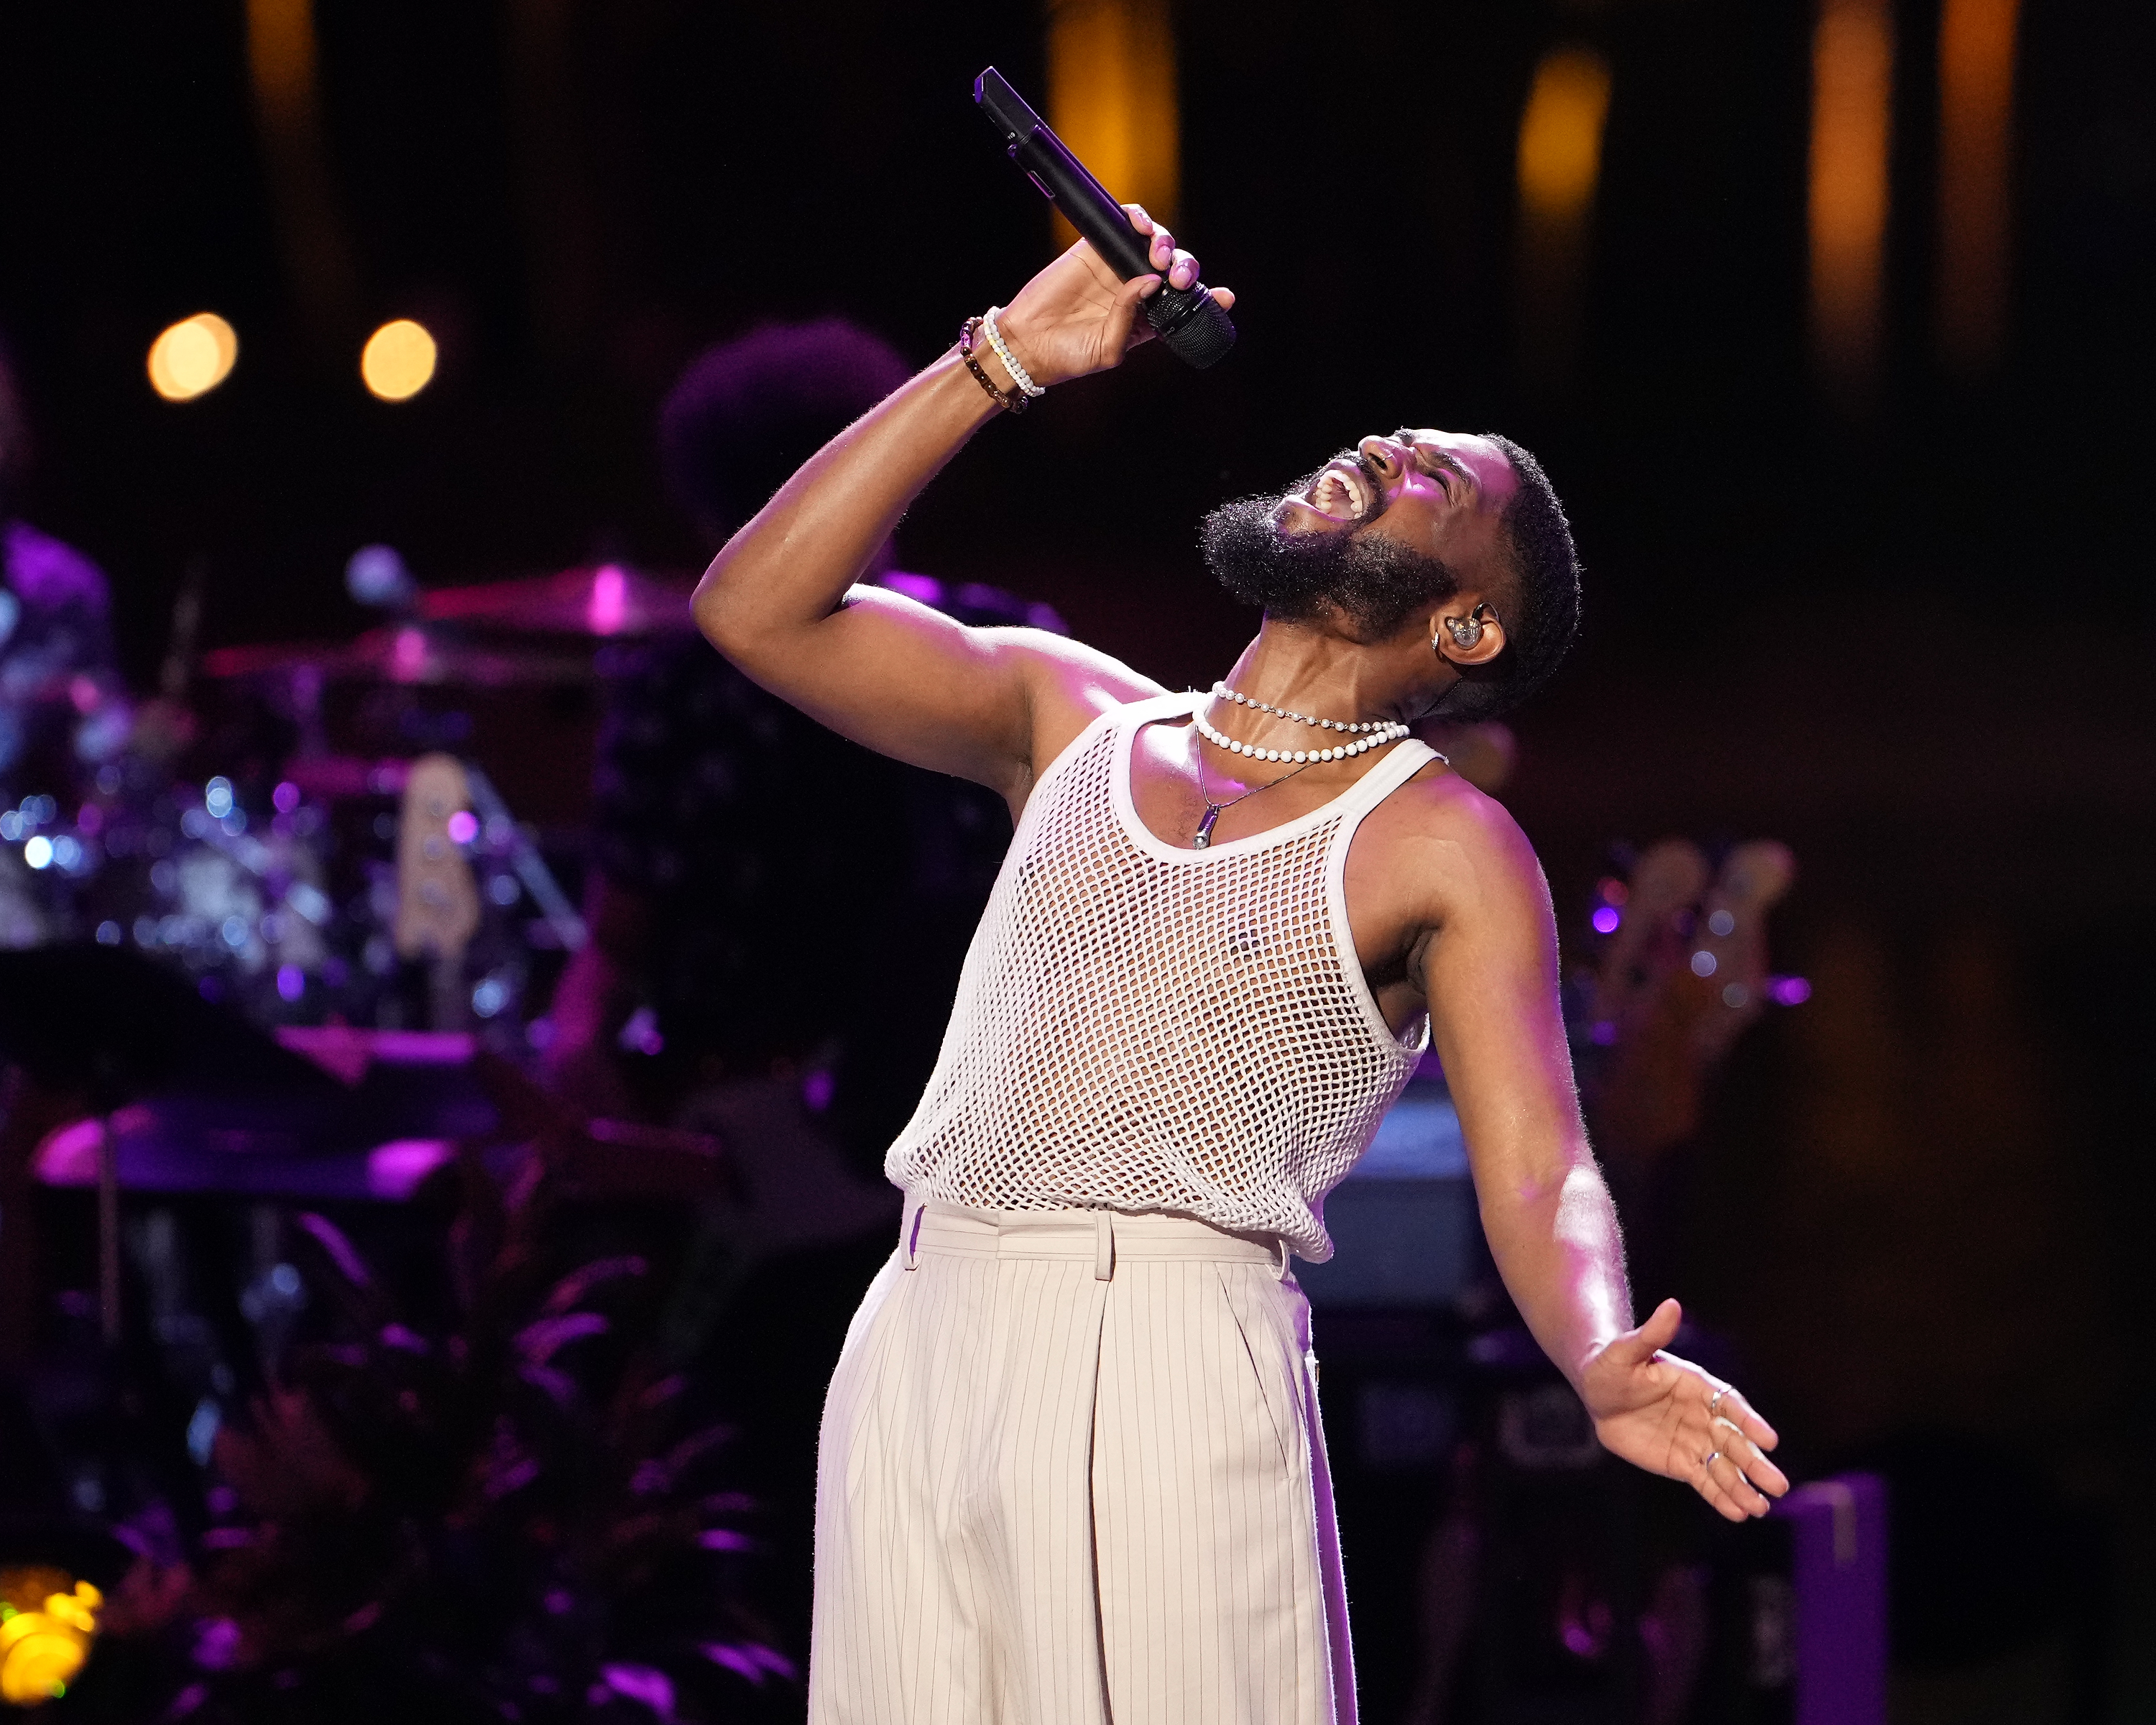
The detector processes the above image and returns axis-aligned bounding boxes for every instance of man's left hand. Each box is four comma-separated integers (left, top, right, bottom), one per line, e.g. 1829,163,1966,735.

1580,1297,1790,1521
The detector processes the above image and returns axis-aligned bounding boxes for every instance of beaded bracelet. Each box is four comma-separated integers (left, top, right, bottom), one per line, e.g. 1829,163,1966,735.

982,308,1046,398
957,316,1026,415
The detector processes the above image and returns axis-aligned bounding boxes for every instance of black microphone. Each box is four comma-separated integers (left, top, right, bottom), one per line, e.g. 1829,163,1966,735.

974,67,1236,370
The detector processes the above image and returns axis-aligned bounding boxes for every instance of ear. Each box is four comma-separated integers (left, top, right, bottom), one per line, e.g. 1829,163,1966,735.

1431,600,1508,668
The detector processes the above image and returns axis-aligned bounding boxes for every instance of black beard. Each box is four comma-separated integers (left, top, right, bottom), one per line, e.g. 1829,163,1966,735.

1199,492,1462,641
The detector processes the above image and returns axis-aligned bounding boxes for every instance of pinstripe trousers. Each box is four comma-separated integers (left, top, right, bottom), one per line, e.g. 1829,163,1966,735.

808,1200,1356,1725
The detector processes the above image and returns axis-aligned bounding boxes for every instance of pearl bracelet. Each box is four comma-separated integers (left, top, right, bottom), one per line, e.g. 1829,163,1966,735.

982,308,1046,399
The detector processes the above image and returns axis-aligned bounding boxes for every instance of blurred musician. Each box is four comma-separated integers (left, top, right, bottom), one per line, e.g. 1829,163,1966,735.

545,317,1019,1242
0,341,130,811
542,317,1043,1656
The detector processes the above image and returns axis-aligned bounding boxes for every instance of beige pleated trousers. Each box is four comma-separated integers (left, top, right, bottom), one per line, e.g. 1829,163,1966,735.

808,1199,1356,1725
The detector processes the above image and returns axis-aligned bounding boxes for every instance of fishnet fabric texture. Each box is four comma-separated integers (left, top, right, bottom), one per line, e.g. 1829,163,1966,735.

886,692,1433,1262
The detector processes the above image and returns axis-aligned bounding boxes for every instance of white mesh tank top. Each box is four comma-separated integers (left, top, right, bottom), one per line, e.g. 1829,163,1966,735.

884,690,1437,1261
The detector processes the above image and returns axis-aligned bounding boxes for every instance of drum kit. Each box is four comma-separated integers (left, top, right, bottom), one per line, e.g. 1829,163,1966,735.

0,556,1055,1236
0,560,699,1052
0,560,736,1358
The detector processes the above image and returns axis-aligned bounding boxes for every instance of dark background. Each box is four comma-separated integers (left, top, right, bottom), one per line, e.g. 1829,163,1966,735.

1,0,2151,1716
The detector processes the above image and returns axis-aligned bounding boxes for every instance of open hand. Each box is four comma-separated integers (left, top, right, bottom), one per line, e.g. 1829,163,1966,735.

994,204,1235,389
1580,1297,1789,1522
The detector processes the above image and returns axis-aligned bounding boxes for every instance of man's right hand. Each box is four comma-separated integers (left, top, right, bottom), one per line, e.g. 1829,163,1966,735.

987,206,1233,391
691,216,1215,813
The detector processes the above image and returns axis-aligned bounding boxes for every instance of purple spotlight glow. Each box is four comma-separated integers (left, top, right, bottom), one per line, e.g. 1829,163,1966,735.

1768,975,1813,1006
1591,905,1621,935
273,780,301,814
277,965,305,1003
586,564,628,635
446,809,479,845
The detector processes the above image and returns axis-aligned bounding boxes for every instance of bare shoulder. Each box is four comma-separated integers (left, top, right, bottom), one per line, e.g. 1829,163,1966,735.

1381,760,1554,924
979,624,1167,778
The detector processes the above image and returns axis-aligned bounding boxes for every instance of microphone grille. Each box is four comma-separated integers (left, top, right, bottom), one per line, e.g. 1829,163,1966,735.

1146,290,1237,370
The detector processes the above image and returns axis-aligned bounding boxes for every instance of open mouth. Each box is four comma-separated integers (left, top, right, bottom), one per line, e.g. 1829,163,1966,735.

1297,457,1380,525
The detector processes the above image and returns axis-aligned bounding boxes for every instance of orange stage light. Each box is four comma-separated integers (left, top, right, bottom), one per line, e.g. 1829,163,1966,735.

1047,0,1179,249
147,313,239,402
1938,0,2019,374
361,319,438,402
1810,0,1894,408
1518,47,1613,227
1515,45,1613,387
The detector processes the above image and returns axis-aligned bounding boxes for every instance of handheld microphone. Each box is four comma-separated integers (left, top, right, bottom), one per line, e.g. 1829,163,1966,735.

974,67,1236,370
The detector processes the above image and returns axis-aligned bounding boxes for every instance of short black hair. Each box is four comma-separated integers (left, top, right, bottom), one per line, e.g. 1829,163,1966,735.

658,317,911,541
1200,433,1582,722
1450,432,1582,722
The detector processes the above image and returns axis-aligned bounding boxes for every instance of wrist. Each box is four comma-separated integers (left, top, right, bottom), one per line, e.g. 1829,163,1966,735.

971,325,1021,395
983,305,1051,395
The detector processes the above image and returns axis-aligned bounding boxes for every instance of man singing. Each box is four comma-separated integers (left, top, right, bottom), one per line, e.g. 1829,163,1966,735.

694,213,1788,1725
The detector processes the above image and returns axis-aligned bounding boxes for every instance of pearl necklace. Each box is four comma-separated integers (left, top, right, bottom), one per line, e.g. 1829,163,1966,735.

1187,692,1408,847
1210,681,1401,736
1192,708,1409,767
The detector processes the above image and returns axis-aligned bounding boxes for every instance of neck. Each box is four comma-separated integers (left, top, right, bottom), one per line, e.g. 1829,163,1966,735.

1220,618,1430,727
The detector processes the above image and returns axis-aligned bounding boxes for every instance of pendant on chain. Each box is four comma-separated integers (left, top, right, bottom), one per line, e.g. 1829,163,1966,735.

1193,806,1222,848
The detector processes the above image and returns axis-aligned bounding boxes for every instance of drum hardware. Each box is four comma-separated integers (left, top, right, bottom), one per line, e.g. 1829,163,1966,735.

416,562,699,638
462,763,586,951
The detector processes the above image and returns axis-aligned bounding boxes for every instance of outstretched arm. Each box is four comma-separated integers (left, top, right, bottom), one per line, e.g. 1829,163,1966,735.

1419,796,1789,1521
691,213,1231,806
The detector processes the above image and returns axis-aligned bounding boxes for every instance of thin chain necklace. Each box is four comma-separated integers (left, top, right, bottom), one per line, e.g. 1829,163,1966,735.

1186,687,1406,848
1189,736,1317,849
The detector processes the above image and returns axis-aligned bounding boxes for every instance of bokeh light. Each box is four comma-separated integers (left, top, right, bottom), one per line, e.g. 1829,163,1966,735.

1047,0,1180,245
1810,0,1894,403
146,313,239,402
360,319,438,401
1938,0,2019,373
1517,47,1613,224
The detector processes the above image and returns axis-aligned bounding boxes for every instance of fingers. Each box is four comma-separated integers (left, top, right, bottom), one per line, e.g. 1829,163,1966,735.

1123,204,1200,290
1605,1297,1683,1368
1697,1449,1771,1521
1720,1427,1791,1500
1110,272,1160,349
1710,1381,1781,1453
1695,1437,1785,1519
1693,1374,1789,1517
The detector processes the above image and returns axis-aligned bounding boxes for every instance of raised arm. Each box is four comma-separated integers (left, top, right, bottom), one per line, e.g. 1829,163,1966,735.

691,214,1230,806
1419,796,1789,1520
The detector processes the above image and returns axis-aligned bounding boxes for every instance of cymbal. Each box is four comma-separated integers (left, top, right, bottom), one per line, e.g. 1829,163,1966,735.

418,563,699,638
203,625,592,687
